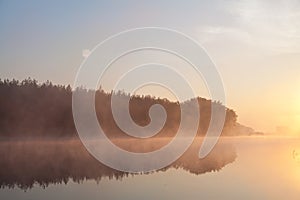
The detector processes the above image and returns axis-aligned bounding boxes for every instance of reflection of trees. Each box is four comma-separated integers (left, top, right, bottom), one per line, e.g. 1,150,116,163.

0,78,240,189
0,78,240,138
167,138,236,175
0,139,236,190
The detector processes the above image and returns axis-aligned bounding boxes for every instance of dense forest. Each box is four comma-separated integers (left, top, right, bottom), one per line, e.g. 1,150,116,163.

0,78,256,139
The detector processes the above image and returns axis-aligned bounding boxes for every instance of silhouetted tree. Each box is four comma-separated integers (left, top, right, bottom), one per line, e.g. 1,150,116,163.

0,78,244,139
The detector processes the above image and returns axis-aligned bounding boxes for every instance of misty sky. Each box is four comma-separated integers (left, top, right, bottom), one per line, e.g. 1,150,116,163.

1,0,300,133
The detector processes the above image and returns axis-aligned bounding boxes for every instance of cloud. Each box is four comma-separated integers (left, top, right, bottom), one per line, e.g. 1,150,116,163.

197,0,300,54
197,26,252,44
226,0,300,54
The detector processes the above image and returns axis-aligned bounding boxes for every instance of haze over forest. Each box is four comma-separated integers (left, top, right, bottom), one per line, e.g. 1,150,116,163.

0,78,259,139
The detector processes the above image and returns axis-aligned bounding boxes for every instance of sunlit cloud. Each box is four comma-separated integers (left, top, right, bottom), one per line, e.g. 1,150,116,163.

196,25,252,44
226,0,300,54
197,0,300,54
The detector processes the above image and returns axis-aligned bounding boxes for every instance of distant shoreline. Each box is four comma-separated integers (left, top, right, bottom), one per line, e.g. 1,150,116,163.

0,78,256,138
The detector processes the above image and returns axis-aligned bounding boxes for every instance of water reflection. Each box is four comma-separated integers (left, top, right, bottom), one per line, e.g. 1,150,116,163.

0,138,236,190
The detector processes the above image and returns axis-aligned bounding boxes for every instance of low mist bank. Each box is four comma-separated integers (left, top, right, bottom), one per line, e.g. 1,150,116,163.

0,138,236,190
0,78,259,139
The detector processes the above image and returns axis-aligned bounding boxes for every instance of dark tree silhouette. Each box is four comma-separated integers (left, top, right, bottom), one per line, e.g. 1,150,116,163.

0,78,254,139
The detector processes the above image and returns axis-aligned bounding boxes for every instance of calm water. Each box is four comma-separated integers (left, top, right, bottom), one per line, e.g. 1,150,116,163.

0,137,299,200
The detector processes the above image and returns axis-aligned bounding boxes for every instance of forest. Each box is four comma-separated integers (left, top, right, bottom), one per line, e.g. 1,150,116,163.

0,78,255,139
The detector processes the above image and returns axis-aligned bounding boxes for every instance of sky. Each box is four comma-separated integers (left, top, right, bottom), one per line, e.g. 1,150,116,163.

0,0,300,134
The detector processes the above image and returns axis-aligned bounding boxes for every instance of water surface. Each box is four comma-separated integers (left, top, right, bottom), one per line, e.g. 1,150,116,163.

0,137,299,199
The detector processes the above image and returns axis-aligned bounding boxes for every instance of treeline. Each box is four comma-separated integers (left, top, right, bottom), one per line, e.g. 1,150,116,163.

0,78,248,139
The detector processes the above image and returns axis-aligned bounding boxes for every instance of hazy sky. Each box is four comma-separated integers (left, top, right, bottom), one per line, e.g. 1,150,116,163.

1,0,300,134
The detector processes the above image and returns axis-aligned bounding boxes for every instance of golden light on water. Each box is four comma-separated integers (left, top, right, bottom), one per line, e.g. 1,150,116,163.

293,150,300,163
292,149,300,187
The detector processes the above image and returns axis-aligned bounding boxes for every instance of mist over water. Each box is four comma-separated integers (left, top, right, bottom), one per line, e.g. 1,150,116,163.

0,137,299,200
0,81,299,199
0,80,299,199
0,137,236,190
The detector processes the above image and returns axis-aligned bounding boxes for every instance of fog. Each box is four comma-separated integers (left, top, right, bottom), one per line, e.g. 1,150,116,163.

0,138,236,190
